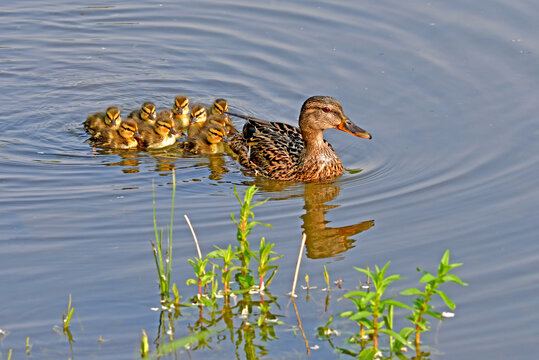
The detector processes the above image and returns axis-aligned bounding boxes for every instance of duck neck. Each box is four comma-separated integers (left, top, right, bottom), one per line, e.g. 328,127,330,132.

301,127,327,157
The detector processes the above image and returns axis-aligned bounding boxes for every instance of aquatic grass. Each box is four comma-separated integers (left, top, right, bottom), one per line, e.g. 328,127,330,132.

140,329,149,358
253,237,282,292
150,170,176,301
25,337,32,356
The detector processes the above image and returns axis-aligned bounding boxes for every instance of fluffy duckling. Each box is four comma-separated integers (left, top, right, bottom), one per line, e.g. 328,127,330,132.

84,106,122,138
128,102,157,131
171,94,190,136
139,109,177,149
207,114,238,135
207,98,228,115
187,104,207,138
94,119,142,150
182,123,227,155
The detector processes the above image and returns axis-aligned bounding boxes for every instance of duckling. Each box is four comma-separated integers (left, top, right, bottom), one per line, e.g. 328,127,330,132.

228,96,371,182
84,106,122,138
207,114,238,135
139,109,177,149
171,94,190,137
94,119,142,150
182,123,227,155
128,102,157,131
187,104,207,138
207,98,228,115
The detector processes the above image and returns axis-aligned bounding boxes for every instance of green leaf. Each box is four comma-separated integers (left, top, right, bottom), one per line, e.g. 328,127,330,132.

358,348,378,360
381,299,413,310
400,288,424,296
419,272,436,283
442,274,468,286
435,289,456,310
380,329,414,350
340,311,354,318
441,249,450,266
349,311,373,321
343,290,368,298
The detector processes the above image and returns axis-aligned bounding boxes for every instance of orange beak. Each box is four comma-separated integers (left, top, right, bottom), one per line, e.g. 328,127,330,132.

336,117,372,139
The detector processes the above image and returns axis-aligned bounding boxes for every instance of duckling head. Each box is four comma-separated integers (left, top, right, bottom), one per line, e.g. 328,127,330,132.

211,98,228,115
173,94,190,116
207,114,230,133
140,102,157,122
190,104,207,124
204,124,227,144
299,96,371,139
119,119,141,140
105,106,122,127
155,110,177,136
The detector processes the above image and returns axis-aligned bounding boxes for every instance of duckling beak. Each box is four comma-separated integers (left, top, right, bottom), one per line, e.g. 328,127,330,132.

221,137,229,144
149,113,156,121
170,127,178,135
337,117,372,139
134,131,143,141
110,119,117,127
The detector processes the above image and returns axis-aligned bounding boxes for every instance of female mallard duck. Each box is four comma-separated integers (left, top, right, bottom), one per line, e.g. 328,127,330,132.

84,106,122,138
94,119,142,150
139,109,177,149
128,102,157,131
182,123,227,155
171,94,190,137
227,96,371,182
187,104,207,137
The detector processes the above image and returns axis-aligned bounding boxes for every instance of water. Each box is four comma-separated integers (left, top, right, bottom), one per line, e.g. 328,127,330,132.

1,0,538,359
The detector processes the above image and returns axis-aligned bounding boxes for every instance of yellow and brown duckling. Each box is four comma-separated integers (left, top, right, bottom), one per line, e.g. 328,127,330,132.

206,114,239,136
84,106,122,139
171,94,190,137
128,102,157,131
228,96,371,182
139,109,177,149
187,104,207,138
182,123,227,155
207,98,228,115
93,119,142,150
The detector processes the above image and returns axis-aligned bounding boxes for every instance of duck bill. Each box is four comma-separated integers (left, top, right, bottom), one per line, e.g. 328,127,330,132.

337,118,372,139
149,113,156,121
169,127,178,136
134,132,143,141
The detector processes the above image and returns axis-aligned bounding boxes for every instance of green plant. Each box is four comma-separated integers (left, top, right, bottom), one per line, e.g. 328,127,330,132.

25,337,32,356
186,257,215,307
150,170,177,301
62,294,75,333
401,250,467,356
207,244,239,304
252,237,282,291
231,185,271,288
140,329,149,358
340,262,412,357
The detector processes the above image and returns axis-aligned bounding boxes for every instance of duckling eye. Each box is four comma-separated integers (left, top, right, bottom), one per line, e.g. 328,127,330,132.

322,107,330,113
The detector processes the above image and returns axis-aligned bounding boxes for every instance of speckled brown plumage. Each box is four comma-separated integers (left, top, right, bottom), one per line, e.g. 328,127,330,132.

228,96,371,182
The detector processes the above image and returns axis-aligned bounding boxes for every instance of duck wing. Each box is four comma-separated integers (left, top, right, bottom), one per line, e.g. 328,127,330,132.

228,115,304,180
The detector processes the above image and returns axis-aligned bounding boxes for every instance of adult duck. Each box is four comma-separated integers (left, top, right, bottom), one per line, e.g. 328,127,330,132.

227,96,371,182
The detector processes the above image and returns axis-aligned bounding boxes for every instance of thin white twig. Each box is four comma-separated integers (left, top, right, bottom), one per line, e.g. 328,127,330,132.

184,214,202,259
290,233,307,297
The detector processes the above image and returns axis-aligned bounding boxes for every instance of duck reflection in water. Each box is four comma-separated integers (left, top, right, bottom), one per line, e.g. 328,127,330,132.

302,182,374,259
249,179,374,259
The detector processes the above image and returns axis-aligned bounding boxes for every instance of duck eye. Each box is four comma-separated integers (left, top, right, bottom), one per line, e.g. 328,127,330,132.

322,107,330,113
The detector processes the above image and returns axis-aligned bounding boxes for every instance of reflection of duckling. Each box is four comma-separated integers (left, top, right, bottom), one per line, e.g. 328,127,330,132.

182,124,227,155
94,119,141,150
128,102,157,130
207,98,228,115
187,104,207,138
140,110,177,149
172,94,190,136
84,106,122,138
